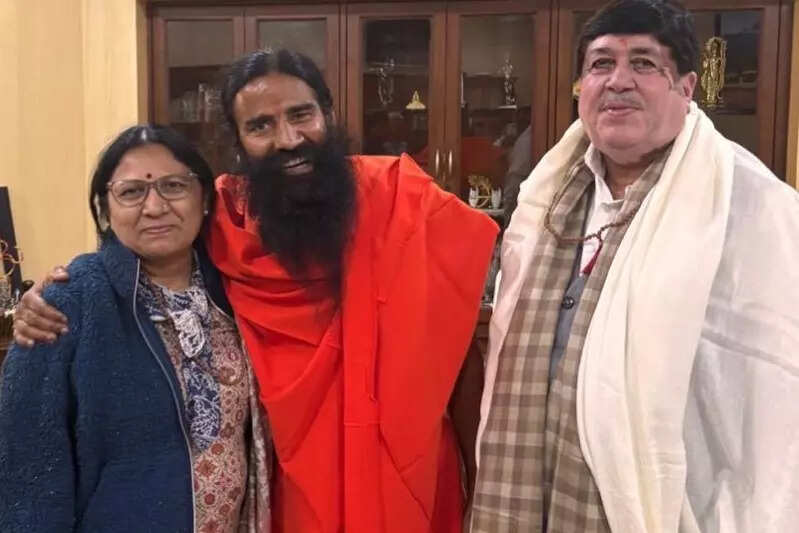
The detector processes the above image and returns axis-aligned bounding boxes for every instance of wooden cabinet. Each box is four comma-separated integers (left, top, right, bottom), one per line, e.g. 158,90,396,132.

149,1,792,184
343,1,548,206
152,7,244,173
444,1,549,202
344,2,447,180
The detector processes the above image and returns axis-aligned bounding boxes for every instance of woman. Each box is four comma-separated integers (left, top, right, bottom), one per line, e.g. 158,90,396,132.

0,125,270,532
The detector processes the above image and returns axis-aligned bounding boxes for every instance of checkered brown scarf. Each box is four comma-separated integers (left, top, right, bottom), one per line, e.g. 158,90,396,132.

471,149,667,533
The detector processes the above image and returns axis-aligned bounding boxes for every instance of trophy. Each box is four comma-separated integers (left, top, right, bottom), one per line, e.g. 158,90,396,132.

405,91,426,110
700,37,727,109
377,58,396,108
467,174,493,209
0,239,22,310
499,54,517,109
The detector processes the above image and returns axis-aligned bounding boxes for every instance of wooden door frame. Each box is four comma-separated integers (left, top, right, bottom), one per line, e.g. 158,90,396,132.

344,1,447,172
444,0,551,197
243,5,343,119
151,6,246,124
773,0,792,179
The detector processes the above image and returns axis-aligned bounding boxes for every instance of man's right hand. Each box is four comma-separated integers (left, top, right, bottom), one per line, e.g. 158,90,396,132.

12,266,70,347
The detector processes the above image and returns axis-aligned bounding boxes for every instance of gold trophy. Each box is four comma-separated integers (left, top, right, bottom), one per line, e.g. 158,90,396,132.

405,91,426,110
700,36,727,109
467,174,493,209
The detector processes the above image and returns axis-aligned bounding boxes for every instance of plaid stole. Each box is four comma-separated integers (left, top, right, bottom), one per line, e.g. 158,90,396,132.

472,150,667,533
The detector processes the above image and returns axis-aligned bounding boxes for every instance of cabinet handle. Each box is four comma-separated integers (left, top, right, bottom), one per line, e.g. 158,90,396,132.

434,149,441,179
447,149,453,177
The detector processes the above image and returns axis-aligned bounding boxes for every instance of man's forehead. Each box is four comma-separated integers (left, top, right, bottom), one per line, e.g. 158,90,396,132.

585,34,666,55
235,73,318,114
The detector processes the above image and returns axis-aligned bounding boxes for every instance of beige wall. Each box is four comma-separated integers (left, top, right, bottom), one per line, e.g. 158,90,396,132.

0,0,146,282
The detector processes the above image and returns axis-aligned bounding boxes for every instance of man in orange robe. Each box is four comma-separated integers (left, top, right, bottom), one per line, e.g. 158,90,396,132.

13,49,496,532
207,50,497,531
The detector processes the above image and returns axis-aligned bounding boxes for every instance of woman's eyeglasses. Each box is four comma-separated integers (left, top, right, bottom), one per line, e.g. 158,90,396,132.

107,173,198,207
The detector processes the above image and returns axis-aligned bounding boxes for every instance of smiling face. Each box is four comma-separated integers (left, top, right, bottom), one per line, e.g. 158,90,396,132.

106,143,205,266
233,72,328,175
577,34,697,166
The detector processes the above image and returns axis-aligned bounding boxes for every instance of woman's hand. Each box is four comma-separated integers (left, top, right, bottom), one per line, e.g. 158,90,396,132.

12,266,70,347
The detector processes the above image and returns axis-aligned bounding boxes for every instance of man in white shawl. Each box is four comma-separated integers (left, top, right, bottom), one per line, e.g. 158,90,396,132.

470,1,799,532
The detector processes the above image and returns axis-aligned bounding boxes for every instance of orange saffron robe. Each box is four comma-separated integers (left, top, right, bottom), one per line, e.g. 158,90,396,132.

206,155,498,532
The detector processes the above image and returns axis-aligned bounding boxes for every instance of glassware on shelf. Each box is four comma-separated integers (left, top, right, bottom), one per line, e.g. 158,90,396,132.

180,90,199,123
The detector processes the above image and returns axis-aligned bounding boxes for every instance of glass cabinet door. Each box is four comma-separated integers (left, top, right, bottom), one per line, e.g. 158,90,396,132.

691,6,781,169
445,1,550,217
554,1,787,175
345,3,446,180
152,8,245,175
245,6,342,115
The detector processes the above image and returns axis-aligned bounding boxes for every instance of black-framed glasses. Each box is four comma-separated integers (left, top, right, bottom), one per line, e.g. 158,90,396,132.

107,173,198,207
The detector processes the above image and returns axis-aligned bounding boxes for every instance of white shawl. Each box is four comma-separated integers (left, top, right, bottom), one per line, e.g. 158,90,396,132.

476,103,799,532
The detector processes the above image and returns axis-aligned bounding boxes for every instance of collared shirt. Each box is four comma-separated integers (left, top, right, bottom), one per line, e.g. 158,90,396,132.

581,144,628,272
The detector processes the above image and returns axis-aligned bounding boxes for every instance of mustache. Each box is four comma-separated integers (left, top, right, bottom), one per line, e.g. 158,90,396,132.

254,143,317,173
246,144,328,207
599,94,644,110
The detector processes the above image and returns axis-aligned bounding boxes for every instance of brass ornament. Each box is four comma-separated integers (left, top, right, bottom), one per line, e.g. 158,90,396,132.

0,238,23,343
467,174,493,209
405,91,426,110
700,36,727,109
0,239,22,284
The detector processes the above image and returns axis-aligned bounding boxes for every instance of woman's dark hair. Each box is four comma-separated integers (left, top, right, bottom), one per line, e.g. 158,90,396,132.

89,124,215,242
576,0,699,77
220,48,334,151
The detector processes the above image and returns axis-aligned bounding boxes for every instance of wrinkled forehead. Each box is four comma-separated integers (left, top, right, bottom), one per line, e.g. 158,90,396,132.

584,33,672,60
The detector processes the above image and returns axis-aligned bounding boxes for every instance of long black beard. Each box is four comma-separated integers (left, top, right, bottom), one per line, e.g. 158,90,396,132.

243,128,356,288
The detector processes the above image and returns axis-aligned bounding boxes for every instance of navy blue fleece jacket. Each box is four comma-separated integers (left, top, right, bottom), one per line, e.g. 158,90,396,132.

0,237,233,532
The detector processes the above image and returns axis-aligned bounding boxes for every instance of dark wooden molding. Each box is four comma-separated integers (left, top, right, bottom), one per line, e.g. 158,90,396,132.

773,0,793,178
